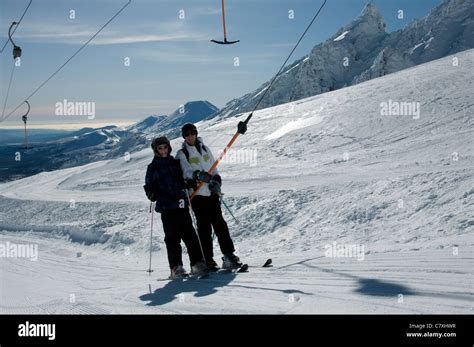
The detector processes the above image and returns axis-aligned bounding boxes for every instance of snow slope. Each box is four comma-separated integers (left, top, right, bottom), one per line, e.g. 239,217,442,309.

0,50,473,314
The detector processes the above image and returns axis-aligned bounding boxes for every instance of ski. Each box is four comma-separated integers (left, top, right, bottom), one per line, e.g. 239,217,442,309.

156,260,269,282
237,263,249,272
210,259,270,274
167,273,189,280
187,273,209,280
262,258,272,267
216,263,249,274
156,273,208,282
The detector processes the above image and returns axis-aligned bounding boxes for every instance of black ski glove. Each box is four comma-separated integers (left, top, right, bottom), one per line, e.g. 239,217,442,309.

237,121,247,134
212,174,222,185
193,170,212,183
185,179,197,190
144,185,159,202
208,179,221,195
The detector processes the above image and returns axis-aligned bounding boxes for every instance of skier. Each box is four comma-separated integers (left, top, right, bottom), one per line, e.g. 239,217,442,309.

144,136,208,279
176,124,243,271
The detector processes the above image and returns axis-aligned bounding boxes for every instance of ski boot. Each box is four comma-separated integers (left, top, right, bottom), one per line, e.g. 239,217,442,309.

222,253,243,270
206,258,220,272
170,265,189,280
191,261,209,277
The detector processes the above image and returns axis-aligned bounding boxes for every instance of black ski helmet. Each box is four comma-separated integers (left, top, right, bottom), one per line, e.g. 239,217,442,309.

181,123,197,138
151,136,171,154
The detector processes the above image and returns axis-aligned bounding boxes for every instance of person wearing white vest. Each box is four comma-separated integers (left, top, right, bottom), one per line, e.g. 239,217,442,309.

176,123,242,271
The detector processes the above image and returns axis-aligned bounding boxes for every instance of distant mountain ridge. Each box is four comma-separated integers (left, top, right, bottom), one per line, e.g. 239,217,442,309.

134,101,219,137
0,100,218,182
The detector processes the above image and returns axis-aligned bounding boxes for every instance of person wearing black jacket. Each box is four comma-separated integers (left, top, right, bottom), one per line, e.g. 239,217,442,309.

144,136,208,279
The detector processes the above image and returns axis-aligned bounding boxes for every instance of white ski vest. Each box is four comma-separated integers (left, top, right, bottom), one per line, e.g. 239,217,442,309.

176,137,219,197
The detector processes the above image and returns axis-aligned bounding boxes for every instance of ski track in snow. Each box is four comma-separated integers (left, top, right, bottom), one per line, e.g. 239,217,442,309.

0,233,471,314
0,50,473,314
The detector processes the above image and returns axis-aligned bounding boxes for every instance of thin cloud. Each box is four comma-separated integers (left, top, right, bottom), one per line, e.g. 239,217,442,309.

190,7,223,16
90,33,208,45
266,43,296,48
137,50,228,64
12,22,209,45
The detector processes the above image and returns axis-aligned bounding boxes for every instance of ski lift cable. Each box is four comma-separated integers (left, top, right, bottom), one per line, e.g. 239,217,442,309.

0,0,33,54
190,0,328,200
0,0,132,123
250,0,328,119
1,22,23,122
1,61,16,120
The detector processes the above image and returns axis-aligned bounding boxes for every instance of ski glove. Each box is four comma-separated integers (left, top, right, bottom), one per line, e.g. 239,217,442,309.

208,179,221,195
237,121,247,134
144,185,159,202
211,174,222,185
193,170,212,183
185,179,197,190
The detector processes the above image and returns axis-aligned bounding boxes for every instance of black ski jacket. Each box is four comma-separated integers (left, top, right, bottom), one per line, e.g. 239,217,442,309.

144,155,188,213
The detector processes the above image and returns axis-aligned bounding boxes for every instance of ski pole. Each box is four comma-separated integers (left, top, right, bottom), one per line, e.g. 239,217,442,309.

184,189,207,264
213,182,240,224
147,202,154,275
220,194,240,224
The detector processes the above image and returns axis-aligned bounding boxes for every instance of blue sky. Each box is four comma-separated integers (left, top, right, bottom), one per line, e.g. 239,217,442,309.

0,0,442,128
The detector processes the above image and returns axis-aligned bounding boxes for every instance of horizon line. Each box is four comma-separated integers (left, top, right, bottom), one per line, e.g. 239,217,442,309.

0,120,137,130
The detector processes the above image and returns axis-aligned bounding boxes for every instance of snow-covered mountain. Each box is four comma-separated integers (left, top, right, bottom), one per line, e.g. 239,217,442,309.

0,101,218,182
213,0,474,120
127,115,167,133
159,101,219,129
0,126,147,182
137,101,219,138
0,50,472,313
0,129,73,146
356,0,474,83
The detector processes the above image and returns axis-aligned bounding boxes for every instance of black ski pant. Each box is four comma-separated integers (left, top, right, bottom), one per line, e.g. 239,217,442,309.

191,194,235,263
160,209,204,269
